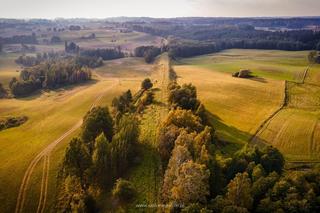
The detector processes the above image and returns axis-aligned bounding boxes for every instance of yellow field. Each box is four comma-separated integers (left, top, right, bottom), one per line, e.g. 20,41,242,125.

174,65,284,145
254,109,320,161
0,57,151,213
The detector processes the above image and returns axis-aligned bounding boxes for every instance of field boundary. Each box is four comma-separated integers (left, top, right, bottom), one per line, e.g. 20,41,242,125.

249,80,288,143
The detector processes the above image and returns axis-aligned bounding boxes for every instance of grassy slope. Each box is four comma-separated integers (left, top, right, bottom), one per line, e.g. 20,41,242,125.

0,57,150,213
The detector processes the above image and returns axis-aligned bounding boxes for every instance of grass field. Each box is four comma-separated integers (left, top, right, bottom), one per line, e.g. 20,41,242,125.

174,49,318,160
176,49,309,82
254,108,320,161
0,57,151,213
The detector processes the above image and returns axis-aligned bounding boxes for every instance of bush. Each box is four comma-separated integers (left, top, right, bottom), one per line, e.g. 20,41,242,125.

141,78,153,90
112,179,136,202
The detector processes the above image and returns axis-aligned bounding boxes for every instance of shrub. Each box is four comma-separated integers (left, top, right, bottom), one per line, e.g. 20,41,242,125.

141,78,153,90
112,179,136,202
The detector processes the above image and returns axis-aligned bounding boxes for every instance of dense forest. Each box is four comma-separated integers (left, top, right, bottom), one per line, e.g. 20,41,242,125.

9,57,92,97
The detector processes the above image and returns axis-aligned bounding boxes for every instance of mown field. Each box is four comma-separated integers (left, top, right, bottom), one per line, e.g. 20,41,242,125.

174,49,319,161
0,56,152,213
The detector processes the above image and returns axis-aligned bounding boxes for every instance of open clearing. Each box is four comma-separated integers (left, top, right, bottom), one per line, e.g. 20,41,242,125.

0,57,151,213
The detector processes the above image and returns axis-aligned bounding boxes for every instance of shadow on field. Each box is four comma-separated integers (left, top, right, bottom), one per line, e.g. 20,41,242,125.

248,76,268,83
16,79,99,101
206,111,253,154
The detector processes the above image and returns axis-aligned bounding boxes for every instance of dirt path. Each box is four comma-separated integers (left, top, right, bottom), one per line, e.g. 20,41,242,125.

15,80,117,213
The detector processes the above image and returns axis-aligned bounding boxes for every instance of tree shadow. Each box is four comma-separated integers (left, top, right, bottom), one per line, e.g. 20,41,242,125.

248,76,268,83
205,111,257,155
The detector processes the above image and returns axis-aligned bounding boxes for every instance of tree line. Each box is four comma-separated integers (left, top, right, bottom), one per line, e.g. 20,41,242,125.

129,22,320,58
134,45,162,63
0,33,38,44
80,47,125,60
9,57,92,97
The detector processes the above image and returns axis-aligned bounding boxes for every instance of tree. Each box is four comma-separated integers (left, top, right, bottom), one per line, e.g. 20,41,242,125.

171,161,210,204
112,179,136,202
162,144,192,201
92,133,110,187
0,83,7,98
109,114,139,176
168,83,200,110
81,106,113,146
141,78,153,90
63,138,91,179
260,146,284,174
226,172,253,210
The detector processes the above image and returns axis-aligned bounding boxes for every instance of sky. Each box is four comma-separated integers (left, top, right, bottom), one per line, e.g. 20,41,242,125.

0,0,319,19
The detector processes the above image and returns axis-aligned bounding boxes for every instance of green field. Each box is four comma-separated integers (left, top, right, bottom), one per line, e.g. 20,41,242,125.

0,56,152,213
176,49,308,82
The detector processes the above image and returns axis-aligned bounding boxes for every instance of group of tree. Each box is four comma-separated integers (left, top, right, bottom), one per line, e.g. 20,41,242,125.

112,78,154,120
308,51,320,64
65,41,80,54
0,33,38,44
81,33,96,40
15,52,61,67
80,48,125,60
9,57,92,97
134,45,161,63
0,116,28,131
158,74,216,209
56,106,139,212
0,83,7,98
167,37,320,59
50,36,62,43
69,25,81,31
